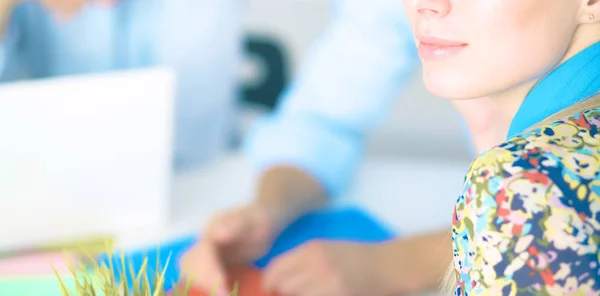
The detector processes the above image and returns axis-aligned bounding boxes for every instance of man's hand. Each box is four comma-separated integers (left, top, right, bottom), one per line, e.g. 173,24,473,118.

262,241,385,296
179,203,284,296
263,230,452,296
181,166,328,295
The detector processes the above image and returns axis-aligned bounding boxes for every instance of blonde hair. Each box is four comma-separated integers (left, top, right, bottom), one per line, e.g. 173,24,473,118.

439,94,600,295
440,264,459,295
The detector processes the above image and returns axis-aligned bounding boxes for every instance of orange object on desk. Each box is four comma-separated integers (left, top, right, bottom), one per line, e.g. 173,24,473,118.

172,265,278,296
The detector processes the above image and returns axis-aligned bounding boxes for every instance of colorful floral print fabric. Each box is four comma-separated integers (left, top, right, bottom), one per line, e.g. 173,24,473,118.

452,108,600,295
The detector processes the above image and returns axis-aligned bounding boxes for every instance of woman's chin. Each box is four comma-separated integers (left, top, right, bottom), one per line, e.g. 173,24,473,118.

423,77,487,100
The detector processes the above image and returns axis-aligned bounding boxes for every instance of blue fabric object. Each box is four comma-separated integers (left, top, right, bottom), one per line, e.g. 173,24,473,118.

507,41,600,139
98,206,396,291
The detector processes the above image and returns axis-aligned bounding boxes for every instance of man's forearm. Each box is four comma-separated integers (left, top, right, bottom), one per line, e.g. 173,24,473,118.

376,228,453,294
254,165,329,232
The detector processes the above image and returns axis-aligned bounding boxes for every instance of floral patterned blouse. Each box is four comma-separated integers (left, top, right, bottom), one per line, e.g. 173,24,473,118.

452,108,600,295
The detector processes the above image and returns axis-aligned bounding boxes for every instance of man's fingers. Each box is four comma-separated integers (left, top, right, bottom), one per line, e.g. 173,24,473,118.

179,243,229,296
273,269,314,296
263,251,303,293
209,209,253,244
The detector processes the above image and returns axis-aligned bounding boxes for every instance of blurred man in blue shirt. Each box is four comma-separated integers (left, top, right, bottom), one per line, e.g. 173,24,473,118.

181,1,505,295
0,0,242,169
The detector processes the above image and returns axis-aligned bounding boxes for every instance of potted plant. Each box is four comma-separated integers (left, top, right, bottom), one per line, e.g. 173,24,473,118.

52,249,238,296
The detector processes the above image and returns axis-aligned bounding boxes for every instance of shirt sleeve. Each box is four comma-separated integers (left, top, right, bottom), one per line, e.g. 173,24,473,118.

454,166,599,295
243,0,419,198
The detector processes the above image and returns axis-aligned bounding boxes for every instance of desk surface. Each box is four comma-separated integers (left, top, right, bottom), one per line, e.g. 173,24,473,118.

115,153,470,250
2,153,468,296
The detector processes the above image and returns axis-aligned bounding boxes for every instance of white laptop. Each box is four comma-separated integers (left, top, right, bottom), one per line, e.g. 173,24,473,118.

0,68,175,252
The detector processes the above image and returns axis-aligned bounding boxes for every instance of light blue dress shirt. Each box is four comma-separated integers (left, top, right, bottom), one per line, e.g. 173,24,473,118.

243,0,421,198
0,1,157,80
0,0,242,169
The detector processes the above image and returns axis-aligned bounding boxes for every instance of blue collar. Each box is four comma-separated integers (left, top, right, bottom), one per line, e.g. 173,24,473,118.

507,41,600,139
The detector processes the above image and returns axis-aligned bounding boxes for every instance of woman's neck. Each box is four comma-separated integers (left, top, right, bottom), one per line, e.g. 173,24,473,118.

483,80,539,141
491,82,538,130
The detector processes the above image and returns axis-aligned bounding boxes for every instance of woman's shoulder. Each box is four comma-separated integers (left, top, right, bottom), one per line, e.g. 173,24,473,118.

454,107,600,295
460,107,600,208
469,107,600,179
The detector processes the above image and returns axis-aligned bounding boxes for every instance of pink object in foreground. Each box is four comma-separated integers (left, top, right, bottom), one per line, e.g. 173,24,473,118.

0,252,72,276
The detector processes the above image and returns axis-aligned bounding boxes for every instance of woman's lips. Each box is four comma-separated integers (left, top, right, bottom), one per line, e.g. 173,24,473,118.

416,35,468,60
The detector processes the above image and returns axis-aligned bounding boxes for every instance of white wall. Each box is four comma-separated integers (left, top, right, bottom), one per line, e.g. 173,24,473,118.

242,0,472,161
